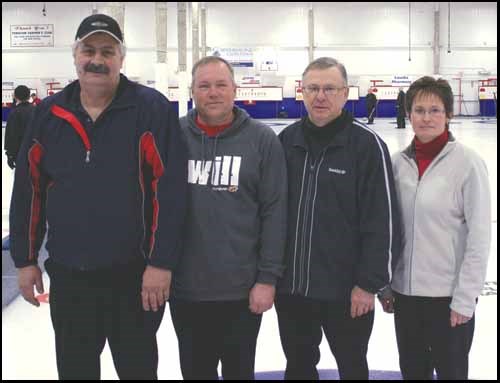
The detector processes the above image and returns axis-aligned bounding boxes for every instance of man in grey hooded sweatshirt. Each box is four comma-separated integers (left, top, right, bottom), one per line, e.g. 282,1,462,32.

170,56,287,380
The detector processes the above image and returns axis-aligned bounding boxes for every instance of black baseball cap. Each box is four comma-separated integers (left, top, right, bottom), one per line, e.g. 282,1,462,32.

75,14,123,43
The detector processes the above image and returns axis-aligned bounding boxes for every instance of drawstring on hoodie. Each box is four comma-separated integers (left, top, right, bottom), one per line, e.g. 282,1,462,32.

212,136,219,164
200,130,220,171
201,133,206,169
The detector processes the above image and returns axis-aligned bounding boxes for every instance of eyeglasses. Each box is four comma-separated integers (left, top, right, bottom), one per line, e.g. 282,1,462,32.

302,85,346,96
412,107,446,118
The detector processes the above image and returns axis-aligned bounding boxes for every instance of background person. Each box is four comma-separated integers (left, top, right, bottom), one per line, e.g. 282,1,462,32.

366,87,377,124
396,87,406,129
31,92,42,106
4,85,35,169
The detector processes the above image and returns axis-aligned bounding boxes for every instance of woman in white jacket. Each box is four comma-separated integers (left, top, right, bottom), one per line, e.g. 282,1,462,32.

382,76,491,380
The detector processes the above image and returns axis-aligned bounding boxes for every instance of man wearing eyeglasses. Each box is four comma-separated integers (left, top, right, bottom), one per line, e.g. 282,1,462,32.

276,57,401,380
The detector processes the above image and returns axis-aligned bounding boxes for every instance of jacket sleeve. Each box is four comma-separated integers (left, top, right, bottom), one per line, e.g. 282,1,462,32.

356,134,401,294
256,128,288,286
143,97,188,271
9,106,48,268
4,109,19,157
450,154,491,317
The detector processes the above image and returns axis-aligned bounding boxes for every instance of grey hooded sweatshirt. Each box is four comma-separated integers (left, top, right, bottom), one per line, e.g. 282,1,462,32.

172,106,287,301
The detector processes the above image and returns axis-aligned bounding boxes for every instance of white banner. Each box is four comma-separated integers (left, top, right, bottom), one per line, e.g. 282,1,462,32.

347,86,359,100
2,89,14,105
210,47,254,67
165,87,182,102
479,86,497,100
373,86,409,100
295,86,359,101
236,87,282,101
11,24,54,47
391,75,412,86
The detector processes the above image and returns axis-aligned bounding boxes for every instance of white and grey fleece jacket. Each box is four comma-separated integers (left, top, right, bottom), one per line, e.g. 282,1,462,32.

172,106,287,301
391,133,491,317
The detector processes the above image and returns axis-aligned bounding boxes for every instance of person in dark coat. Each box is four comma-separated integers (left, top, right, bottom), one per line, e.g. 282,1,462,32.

366,88,377,124
4,85,35,169
396,87,406,129
276,57,401,380
9,14,187,380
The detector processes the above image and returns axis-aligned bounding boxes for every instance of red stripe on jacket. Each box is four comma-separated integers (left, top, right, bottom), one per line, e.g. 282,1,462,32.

139,132,165,257
28,142,44,261
51,105,91,152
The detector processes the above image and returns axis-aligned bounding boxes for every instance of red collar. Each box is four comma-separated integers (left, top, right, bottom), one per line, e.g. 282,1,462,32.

415,130,449,160
196,115,232,137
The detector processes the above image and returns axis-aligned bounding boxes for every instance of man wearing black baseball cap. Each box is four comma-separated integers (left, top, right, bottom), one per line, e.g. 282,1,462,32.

10,13,187,380
70,14,126,107
75,13,124,43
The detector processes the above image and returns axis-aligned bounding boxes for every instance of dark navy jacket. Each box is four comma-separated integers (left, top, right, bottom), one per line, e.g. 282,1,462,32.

277,112,401,301
10,74,187,271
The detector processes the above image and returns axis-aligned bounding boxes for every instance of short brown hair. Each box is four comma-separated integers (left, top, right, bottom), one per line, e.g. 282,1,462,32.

406,76,453,119
191,56,235,88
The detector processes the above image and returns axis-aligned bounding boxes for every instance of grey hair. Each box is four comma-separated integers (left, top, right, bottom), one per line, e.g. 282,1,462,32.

191,56,235,88
302,57,348,86
72,39,126,58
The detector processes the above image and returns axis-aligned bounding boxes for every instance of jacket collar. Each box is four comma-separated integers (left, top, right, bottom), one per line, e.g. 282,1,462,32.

54,73,135,113
292,110,351,150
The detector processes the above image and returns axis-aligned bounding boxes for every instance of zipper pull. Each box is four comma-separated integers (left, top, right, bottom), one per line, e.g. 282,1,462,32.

85,150,90,163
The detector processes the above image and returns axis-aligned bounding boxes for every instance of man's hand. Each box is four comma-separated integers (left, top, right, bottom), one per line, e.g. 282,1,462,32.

249,283,275,314
7,156,16,169
377,286,395,313
141,265,172,312
350,285,375,318
450,309,471,327
18,265,44,307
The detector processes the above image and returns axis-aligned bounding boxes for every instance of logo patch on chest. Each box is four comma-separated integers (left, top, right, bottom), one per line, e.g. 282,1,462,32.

328,168,347,175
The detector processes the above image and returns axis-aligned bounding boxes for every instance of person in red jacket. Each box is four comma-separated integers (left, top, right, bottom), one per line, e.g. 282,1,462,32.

30,93,42,106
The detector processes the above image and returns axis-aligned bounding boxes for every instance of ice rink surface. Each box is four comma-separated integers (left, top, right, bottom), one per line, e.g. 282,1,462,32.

2,117,497,379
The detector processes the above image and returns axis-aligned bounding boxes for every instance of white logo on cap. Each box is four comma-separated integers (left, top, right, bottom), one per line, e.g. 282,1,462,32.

91,21,109,27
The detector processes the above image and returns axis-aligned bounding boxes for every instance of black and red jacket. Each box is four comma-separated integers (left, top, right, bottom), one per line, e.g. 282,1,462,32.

9,74,187,271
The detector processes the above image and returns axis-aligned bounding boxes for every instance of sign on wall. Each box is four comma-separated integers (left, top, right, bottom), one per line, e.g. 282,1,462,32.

373,86,409,100
240,75,261,87
166,88,182,102
391,75,412,86
478,86,497,100
11,24,54,47
295,86,360,101
210,47,254,67
236,87,282,101
347,86,359,100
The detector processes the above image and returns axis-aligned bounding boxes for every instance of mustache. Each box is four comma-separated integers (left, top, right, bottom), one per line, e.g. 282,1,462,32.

84,63,110,74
